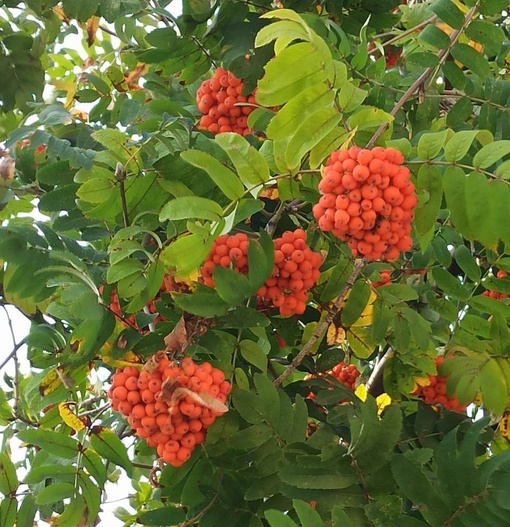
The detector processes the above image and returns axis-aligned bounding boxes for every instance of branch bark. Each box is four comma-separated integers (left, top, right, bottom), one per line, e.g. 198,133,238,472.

274,258,366,387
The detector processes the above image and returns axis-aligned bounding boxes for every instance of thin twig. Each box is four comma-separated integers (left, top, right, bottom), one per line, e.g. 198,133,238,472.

366,3,479,148
274,259,366,387
0,338,26,371
368,15,438,53
366,349,392,395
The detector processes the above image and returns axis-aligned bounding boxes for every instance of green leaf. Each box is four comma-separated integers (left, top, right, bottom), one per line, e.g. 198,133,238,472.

348,107,393,131
137,507,186,526
35,482,75,505
466,20,504,55
213,266,252,305
17,429,79,459
391,454,450,526
0,454,18,496
431,267,469,301
172,289,228,317
159,196,223,223
285,106,342,171
446,97,474,128
267,84,334,141
454,245,481,282
180,150,244,200
414,164,442,236
81,448,108,487
254,373,280,425
226,423,273,450
256,42,331,107
90,427,133,477
106,259,143,284
160,233,212,277
419,24,450,49
293,500,323,527
16,495,36,527
0,497,16,527
443,166,475,240
341,279,371,327
417,130,448,160
23,465,76,485
53,496,87,527
239,339,268,373
279,463,356,489
232,389,266,425
247,231,275,291
407,52,439,69
216,133,270,190
347,326,376,359
430,0,465,29
450,43,491,79
77,472,100,522
265,510,299,527
473,140,510,170
332,507,353,527
321,257,353,302
338,82,367,114
444,130,489,163
479,359,507,415
309,129,349,169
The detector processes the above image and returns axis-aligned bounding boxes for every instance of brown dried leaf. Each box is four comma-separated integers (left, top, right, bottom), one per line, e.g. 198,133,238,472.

327,323,346,346
52,5,71,23
0,157,15,185
85,16,100,47
169,387,228,414
143,351,167,374
164,316,187,353
124,63,148,89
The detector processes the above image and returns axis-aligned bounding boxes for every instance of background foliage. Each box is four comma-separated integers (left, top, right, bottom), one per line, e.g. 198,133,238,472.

1,0,510,526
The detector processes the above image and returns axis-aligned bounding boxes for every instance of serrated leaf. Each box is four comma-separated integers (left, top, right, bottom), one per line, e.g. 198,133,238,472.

239,339,267,373
473,140,510,170
17,429,79,459
417,130,448,160
293,499,323,527
160,233,212,277
216,133,269,193
267,84,334,141
0,454,18,496
180,150,244,200
265,510,299,527
431,0,465,29
90,427,132,477
137,507,186,526
444,130,489,163
256,42,331,107
35,482,75,505
0,497,16,527
338,82,367,114
347,327,376,359
450,43,491,79
213,266,252,305
479,359,507,415
454,245,481,282
53,495,86,527
414,164,443,235
341,279,371,327
159,196,223,223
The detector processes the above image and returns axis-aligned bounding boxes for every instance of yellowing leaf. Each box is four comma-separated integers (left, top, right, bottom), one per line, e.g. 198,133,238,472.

51,79,77,109
58,402,86,432
327,323,346,346
40,369,64,396
85,16,100,46
498,411,510,441
355,384,392,415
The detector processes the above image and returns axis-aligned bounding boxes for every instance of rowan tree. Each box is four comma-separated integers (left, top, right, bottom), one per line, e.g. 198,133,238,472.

1,1,510,526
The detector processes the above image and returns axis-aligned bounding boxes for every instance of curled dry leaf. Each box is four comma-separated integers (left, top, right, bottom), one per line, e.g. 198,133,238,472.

164,316,188,353
142,351,167,374
160,383,228,413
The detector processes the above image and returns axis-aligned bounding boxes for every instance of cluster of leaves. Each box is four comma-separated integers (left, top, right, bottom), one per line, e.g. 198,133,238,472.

0,0,510,526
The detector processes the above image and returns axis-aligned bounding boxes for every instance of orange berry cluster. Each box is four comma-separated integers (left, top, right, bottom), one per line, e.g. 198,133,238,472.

313,146,417,261
482,270,510,300
200,230,322,317
108,356,231,467
201,232,249,287
257,229,322,317
413,357,468,413
372,269,392,288
306,361,361,400
196,68,256,135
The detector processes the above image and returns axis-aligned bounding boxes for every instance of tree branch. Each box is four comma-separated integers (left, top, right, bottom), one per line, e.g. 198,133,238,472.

274,258,366,387
366,3,479,148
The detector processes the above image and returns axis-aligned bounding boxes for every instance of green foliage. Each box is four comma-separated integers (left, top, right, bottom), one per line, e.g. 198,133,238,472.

1,0,510,526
